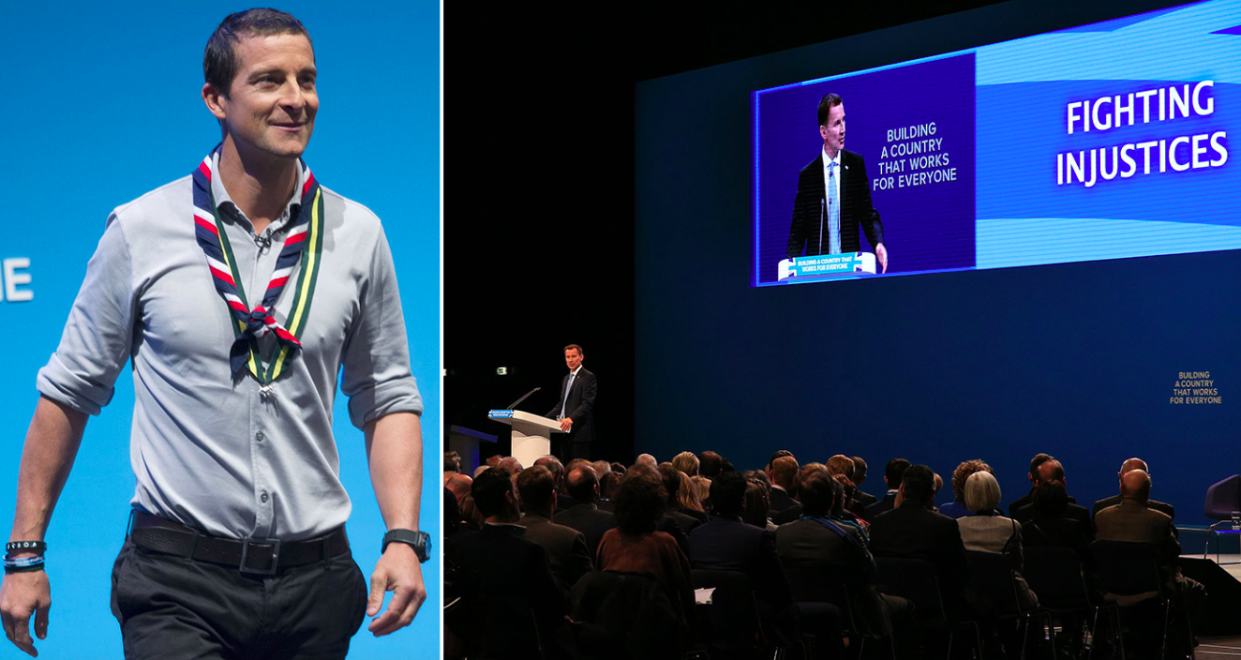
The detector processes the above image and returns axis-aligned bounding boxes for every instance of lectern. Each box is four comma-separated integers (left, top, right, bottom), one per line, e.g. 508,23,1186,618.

488,410,567,467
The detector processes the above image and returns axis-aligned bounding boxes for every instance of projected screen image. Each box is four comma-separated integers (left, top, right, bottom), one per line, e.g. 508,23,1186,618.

752,0,1241,286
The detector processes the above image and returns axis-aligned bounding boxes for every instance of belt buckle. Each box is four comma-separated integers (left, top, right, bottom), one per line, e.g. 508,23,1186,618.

239,538,282,575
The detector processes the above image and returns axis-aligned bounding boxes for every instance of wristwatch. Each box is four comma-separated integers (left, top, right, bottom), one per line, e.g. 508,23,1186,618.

381,529,431,563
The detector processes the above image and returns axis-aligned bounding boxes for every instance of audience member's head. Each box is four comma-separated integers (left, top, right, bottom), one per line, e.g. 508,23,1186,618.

1032,480,1069,517
692,475,712,507
613,470,667,537
899,464,936,506
951,459,993,504
1118,457,1149,478
677,471,704,513
1027,453,1053,485
658,464,682,505
1036,459,1066,486
516,465,556,515
1120,469,1152,503
767,450,794,471
566,464,601,504
599,470,622,501
566,457,591,473
672,451,700,477
610,462,627,476
884,458,912,489
745,469,772,494
831,473,855,515
497,456,523,477
769,455,800,490
459,493,483,528
636,453,658,469
795,463,828,499
444,451,462,474
742,481,770,528
534,456,565,492
592,460,613,477
851,456,869,485
698,451,724,479
709,471,747,517
825,455,855,479
963,471,1002,513
472,466,517,521
798,470,838,517
486,455,503,468
473,464,490,478
446,473,473,505
932,473,943,498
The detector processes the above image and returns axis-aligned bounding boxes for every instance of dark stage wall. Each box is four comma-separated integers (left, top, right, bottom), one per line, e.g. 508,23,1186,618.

633,0,1241,521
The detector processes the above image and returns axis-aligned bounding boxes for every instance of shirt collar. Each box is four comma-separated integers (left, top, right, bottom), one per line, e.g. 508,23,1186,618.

209,150,307,233
822,148,842,168
570,366,582,376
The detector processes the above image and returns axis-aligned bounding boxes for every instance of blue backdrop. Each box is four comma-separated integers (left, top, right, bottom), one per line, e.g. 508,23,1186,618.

0,3,440,658
636,0,1241,526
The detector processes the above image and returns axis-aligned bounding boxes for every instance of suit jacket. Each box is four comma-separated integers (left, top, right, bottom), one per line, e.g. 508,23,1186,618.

547,367,597,445
553,501,614,536
518,512,594,589
1022,512,1092,559
863,492,898,521
868,501,970,596
776,517,893,635
786,149,884,258
688,516,792,609
1009,487,1077,515
768,486,798,513
1093,495,1175,520
850,490,878,517
1012,500,1090,533
1094,499,1181,567
450,524,566,657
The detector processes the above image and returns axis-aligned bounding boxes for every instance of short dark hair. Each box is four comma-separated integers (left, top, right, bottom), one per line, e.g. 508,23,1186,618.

817,93,843,127
444,451,461,473
600,471,622,500
613,471,667,536
1029,453,1053,475
565,344,583,355
516,465,555,513
885,458,912,487
709,472,747,517
900,465,935,505
204,9,313,97
798,470,837,517
566,465,599,503
851,456,868,481
472,467,514,518
658,465,681,503
768,450,794,469
698,451,724,479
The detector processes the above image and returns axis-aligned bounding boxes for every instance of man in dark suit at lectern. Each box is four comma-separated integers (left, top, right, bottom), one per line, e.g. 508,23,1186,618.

786,93,889,273
547,344,596,460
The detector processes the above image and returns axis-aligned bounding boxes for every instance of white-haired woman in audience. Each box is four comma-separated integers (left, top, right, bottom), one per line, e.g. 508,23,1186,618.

958,471,1038,609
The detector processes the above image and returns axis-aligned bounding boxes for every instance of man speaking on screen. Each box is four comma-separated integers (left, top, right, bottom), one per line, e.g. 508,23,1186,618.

786,93,889,273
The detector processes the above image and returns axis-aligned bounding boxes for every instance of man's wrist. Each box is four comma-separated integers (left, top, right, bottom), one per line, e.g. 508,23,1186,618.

381,529,431,563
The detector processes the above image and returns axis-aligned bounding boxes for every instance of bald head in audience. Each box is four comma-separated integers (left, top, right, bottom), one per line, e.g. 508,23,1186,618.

446,473,473,504
1120,469,1152,504
636,454,658,469
567,464,601,503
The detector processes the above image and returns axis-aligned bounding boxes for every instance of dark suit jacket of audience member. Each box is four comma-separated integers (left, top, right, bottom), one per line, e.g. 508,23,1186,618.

518,512,595,590
1092,495,1175,520
1012,500,1090,531
1094,500,1181,568
688,516,792,610
586,512,691,559
1021,512,1092,560
557,493,576,512
776,517,898,636
554,501,614,536
851,490,878,517
450,524,567,658
771,503,803,526
667,508,703,536
863,492,898,520
868,501,971,602
1009,488,1077,516
769,486,798,513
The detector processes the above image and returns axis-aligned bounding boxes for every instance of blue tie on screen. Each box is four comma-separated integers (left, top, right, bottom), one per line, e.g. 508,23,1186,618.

828,161,841,254
559,372,575,419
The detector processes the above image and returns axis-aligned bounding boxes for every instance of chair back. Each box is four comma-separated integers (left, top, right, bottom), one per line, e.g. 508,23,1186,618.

571,570,683,660
1088,540,1164,598
875,556,947,624
691,569,766,647
1022,545,1090,610
965,550,1022,616
1205,475,1241,521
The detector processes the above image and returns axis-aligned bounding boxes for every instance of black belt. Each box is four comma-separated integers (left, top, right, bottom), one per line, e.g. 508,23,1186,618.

127,511,350,575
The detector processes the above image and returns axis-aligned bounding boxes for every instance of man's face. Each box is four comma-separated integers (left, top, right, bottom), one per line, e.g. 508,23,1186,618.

211,33,318,162
565,348,583,371
820,103,846,157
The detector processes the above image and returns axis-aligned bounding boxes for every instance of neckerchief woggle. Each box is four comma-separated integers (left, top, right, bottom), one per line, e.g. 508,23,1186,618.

192,146,324,387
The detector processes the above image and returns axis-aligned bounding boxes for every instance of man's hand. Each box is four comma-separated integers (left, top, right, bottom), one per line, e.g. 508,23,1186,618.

1,570,51,657
559,417,573,432
366,543,426,637
875,243,889,274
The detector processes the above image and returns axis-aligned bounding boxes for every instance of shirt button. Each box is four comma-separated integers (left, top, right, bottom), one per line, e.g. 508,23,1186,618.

260,491,269,503
255,431,265,442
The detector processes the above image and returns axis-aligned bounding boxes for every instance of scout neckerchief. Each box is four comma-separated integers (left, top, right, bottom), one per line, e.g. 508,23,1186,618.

192,146,324,388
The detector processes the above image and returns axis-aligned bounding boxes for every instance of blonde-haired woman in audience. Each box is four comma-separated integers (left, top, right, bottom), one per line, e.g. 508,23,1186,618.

675,471,707,522
958,471,1038,609
672,451,699,476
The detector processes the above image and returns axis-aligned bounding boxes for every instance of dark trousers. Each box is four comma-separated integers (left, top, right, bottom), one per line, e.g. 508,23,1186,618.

110,539,368,660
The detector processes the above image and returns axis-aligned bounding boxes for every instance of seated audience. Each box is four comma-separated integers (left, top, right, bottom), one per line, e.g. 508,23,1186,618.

743,479,777,531
772,462,828,525
1092,457,1176,520
939,459,994,519
676,471,708,522
824,455,855,480
672,451,700,477
636,453,659,468
849,456,878,515
767,455,800,513
698,450,724,479
957,471,1038,609
691,474,713,512
445,472,473,507
1022,480,1091,559
516,465,594,590
535,455,575,511
598,470,622,512
1011,458,1090,529
658,465,705,533
1094,470,1184,587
